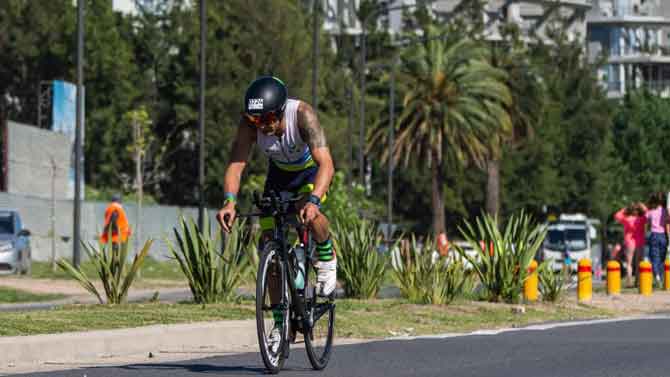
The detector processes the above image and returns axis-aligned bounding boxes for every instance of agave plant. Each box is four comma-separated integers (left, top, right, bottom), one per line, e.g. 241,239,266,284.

167,215,252,304
57,238,153,304
391,235,468,305
453,211,546,303
332,215,387,299
537,261,569,302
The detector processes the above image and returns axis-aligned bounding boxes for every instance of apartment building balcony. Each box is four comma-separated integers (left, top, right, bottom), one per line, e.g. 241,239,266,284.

608,53,670,64
606,79,670,98
588,0,670,26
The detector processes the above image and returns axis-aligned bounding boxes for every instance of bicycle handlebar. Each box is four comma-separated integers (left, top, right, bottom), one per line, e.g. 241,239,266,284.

236,190,303,219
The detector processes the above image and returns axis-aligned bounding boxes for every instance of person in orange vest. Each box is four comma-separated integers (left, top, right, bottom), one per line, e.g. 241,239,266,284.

437,232,450,257
100,194,132,246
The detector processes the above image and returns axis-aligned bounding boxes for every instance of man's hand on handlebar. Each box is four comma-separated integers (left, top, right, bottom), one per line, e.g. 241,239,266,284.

300,202,320,224
217,202,236,233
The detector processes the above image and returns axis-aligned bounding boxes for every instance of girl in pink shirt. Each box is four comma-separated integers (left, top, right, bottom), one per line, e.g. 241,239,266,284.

645,192,669,284
614,203,646,287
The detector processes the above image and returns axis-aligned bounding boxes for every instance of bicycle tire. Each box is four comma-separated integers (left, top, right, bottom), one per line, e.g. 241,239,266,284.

256,243,289,374
303,255,335,370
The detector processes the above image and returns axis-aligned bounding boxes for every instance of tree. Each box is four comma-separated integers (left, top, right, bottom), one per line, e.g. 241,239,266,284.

0,0,74,124
612,91,670,203
369,25,512,235
502,28,615,219
485,25,545,217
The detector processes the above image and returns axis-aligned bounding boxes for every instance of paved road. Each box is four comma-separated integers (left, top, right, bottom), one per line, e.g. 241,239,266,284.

15,317,670,377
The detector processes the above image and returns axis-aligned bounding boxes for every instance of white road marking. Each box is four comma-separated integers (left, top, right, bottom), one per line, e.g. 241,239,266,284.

385,314,670,341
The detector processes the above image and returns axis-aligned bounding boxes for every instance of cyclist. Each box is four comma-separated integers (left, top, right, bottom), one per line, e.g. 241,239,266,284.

216,76,337,341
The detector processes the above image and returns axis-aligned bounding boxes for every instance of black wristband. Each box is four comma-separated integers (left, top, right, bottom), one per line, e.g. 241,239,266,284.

307,194,321,208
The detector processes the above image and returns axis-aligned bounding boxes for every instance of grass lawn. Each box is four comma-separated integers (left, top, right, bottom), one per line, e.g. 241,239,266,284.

0,287,67,304
336,299,613,338
0,298,613,337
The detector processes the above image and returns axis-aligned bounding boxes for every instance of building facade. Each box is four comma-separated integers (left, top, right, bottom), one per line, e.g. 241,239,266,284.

586,0,670,98
386,0,591,42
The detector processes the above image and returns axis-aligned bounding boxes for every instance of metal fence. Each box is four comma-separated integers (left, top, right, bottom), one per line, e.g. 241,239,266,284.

0,192,218,262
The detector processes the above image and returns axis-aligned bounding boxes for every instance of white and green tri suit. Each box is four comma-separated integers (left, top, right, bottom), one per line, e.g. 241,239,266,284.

258,99,327,232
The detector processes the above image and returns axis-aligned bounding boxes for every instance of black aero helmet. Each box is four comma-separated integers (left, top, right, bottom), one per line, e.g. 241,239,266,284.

244,76,288,116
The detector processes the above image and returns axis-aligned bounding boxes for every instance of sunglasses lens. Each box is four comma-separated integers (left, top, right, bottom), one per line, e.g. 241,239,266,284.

245,111,281,127
262,112,277,124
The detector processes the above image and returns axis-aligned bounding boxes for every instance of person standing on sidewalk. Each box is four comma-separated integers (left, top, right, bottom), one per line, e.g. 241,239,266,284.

100,194,132,248
643,192,669,286
614,202,647,287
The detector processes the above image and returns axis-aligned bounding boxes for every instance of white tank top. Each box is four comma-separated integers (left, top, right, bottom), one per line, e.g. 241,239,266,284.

256,99,316,171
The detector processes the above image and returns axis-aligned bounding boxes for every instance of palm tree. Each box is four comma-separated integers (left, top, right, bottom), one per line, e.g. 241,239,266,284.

369,26,512,235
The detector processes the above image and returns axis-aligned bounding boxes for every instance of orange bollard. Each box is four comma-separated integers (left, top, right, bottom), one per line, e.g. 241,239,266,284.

665,260,670,291
639,260,653,296
524,260,539,302
578,259,592,303
606,260,621,296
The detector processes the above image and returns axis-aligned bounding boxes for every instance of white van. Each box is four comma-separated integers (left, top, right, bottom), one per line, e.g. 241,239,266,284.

541,214,596,272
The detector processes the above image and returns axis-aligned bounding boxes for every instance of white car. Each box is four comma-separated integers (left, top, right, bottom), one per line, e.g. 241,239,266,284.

447,240,480,270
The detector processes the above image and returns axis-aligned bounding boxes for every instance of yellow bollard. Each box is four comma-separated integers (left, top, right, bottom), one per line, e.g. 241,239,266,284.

664,260,670,291
524,260,539,302
578,259,592,303
639,260,653,296
606,260,621,296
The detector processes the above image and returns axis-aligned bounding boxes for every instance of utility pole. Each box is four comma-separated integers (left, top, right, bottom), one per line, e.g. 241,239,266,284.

50,157,57,272
132,117,143,253
73,0,85,268
387,65,395,242
198,0,207,230
312,0,319,109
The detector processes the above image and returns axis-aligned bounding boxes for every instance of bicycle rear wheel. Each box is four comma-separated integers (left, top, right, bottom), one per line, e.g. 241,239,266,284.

256,244,289,374
303,260,335,370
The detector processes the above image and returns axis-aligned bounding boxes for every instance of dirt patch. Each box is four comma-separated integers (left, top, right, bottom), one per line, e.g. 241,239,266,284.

0,277,187,297
576,290,670,315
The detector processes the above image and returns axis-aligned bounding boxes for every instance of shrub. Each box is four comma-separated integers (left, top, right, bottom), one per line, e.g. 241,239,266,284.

57,238,153,304
391,235,468,304
332,215,387,299
538,262,569,302
167,215,252,304
453,211,546,304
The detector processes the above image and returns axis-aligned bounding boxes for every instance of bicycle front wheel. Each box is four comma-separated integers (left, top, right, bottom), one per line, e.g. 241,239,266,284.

303,262,335,370
256,244,288,374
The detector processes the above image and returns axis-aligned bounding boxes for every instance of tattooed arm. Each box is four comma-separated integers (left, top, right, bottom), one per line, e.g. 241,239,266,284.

297,101,334,199
223,116,257,197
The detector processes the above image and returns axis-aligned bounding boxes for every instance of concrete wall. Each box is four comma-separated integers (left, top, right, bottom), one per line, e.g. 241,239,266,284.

0,192,218,262
6,121,72,200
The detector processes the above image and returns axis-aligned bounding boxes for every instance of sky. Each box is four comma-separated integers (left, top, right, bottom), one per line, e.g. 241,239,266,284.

112,0,137,15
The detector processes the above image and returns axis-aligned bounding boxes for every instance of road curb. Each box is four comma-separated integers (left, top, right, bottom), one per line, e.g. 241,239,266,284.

0,320,257,366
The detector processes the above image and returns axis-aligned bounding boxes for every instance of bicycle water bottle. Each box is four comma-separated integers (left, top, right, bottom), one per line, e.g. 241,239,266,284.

294,245,306,291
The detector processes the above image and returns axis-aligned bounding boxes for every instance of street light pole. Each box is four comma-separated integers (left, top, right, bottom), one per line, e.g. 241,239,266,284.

197,0,206,230
387,63,395,242
73,0,85,268
312,0,319,109
347,84,354,185
358,3,433,183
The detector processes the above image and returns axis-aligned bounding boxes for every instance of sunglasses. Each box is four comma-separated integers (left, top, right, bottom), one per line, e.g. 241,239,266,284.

243,111,283,127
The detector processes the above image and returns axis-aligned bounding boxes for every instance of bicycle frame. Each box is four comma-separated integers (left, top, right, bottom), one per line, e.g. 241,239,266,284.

241,191,314,326
270,211,311,323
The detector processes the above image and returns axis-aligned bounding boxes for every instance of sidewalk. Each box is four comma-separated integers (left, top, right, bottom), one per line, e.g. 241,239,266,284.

0,320,258,375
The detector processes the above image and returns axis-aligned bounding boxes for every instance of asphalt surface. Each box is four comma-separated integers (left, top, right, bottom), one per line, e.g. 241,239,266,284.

13,317,670,377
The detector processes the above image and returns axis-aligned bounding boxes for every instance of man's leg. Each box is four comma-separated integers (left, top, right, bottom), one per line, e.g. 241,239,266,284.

305,209,337,296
